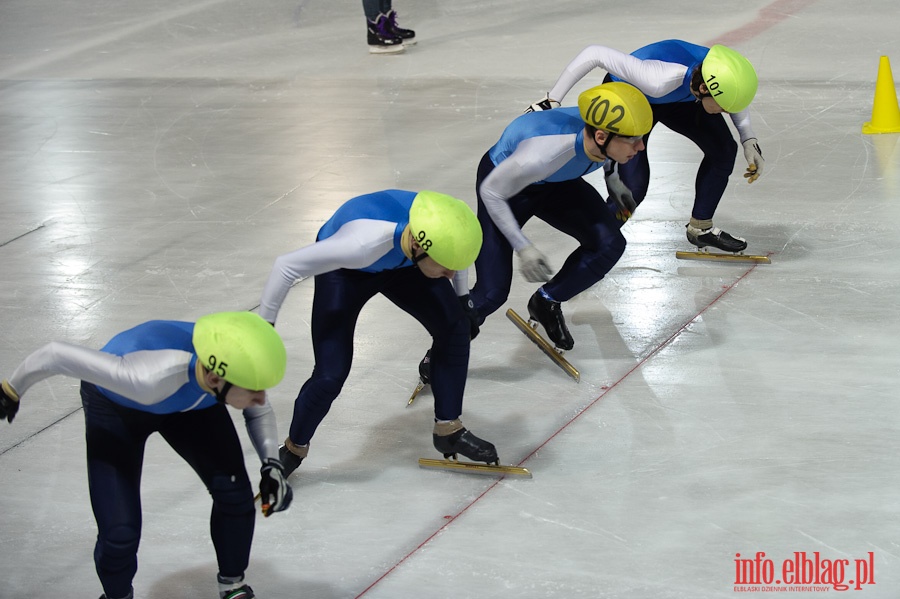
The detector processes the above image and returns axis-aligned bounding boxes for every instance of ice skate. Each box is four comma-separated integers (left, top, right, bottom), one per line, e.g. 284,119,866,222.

385,10,415,45
507,308,580,382
220,585,254,599
367,15,404,54
678,224,771,264
420,419,532,478
407,349,431,406
278,438,308,478
527,290,574,350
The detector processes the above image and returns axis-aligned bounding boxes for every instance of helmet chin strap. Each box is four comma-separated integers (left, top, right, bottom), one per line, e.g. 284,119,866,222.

214,381,232,404
411,245,428,268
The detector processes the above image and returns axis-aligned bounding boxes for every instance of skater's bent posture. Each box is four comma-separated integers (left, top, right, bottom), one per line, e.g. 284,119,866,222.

535,40,762,252
257,190,496,476
463,82,653,353
0,311,292,599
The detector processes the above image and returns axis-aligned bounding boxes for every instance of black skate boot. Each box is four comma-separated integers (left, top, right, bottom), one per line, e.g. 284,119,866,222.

278,438,308,477
686,224,748,253
433,419,498,464
218,574,255,599
418,349,431,385
367,15,404,54
385,9,416,45
527,290,574,351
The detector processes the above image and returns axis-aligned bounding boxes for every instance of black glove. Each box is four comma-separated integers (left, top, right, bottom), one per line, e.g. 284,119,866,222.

458,294,480,340
259,458,293,517
0,381,20,424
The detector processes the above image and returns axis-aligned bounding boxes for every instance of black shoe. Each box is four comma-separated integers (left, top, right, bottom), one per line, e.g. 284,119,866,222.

686,225,748,252
527,291,574,350
418,349,431,385
278,442,305,477
385,9,416,44
221,585,255,599
433,427,498,464
367,15,404,54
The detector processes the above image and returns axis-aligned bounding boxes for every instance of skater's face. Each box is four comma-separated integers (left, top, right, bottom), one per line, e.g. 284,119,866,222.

203,369,268,409
602,132,645,164
696,83,727,114
416,253,455,279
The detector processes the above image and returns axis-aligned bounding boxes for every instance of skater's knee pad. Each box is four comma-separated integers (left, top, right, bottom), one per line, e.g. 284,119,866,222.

97,523,141,566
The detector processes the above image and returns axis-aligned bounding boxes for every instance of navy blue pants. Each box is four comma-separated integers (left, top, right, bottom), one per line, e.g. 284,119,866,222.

289,266,470,445
611,96,738,221
469,152,627,320
81,383,255,599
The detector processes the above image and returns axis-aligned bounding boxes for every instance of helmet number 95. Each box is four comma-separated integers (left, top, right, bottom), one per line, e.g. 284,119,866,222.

206,355,228,378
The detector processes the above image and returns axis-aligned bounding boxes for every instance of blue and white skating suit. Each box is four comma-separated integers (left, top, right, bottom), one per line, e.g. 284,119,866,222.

258,189,473,447
469,107,627,319
258,189,467,323
545,39,757,221
6,319,276,599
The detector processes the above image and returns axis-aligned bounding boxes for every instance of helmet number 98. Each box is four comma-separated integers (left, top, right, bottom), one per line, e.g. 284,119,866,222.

416,229,432,251
586,97,625,133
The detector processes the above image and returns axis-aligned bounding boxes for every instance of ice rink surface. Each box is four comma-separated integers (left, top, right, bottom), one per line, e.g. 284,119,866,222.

1,0,899,597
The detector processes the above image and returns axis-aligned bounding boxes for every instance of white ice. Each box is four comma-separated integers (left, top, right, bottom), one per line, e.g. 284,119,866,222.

1,0,899,597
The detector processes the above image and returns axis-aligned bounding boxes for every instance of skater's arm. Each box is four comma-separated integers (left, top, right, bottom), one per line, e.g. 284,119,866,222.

547,45,685,102
242,401,280,463
729,108,756,142
258,220,396,322
6,341,192,404
480,135,576,251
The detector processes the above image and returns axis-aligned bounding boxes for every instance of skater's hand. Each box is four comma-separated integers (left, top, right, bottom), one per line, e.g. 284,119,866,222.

605,169,637,222
742,138,764,183
259,458,293,517
524,94,560,113
458,294,481,340
0,381,20,424
517,244,553,282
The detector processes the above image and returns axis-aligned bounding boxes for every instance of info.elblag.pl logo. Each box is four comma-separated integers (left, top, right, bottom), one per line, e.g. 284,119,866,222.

733,552,876,592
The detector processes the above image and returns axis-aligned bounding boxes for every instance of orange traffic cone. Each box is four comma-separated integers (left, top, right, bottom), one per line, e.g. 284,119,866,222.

862,56,900,134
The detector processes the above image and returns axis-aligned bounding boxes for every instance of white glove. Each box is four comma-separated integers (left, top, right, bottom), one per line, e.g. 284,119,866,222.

524,94,560,113
742,138,764,183
605,169,637,222
517,244,553,282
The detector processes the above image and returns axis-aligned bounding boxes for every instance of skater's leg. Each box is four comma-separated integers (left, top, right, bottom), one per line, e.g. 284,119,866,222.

658,104,737,221
82,383,155,599
535,178,626,301
288,270,380,446
160,405,254,583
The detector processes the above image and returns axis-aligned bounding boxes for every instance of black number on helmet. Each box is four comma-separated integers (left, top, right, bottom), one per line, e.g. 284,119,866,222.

207,354,228,378
416,229,432,251
705,74,723,97
587,96,626,133
605,105,625,132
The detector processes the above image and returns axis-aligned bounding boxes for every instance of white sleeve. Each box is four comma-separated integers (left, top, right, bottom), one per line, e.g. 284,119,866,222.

480,135,578,252
8,341,192,404
547,45,688,102
258,219,397,322
729,108,756,142
242,400,279,463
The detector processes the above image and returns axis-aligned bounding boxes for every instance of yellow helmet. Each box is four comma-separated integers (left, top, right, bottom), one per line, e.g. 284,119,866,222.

577,82,653,137
193,311,287,391
409,191,483,271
